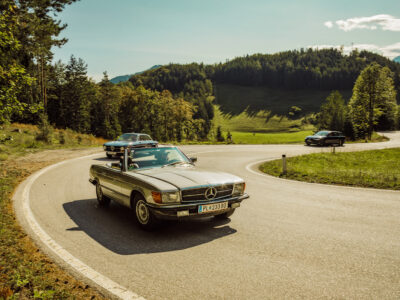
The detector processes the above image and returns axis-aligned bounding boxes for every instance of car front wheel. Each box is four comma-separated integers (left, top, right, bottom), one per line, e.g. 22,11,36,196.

133,194,159,230
106,153,112,159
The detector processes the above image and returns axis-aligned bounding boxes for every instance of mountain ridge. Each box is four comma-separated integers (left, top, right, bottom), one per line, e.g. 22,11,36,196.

110,65,162,84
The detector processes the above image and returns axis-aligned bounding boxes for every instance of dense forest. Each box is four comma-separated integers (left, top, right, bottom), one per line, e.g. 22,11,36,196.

1,1,399,142
129,49,400,101
0,1,211,140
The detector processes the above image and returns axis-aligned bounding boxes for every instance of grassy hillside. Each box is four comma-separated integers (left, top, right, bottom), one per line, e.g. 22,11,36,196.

228,131,313,144
214,83,352,116
212,105,315,133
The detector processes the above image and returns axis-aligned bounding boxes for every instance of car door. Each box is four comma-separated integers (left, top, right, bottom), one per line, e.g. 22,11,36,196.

323,132,332,144
331,131,340,144
328,132,340,145
100,165,129,205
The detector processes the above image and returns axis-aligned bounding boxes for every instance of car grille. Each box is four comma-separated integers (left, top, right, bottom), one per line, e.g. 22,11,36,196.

181,184,233,203
105,146,122,152
105,143,156,152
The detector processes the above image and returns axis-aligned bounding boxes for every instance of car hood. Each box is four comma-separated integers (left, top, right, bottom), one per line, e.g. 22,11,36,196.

306,135,322,139
104,140,156,147
104,140,133,147
133,165,243,190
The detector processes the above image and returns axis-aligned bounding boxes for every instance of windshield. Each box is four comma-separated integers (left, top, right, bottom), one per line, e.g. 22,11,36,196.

117,133,138,141
129,147,191,170
315,131,329,136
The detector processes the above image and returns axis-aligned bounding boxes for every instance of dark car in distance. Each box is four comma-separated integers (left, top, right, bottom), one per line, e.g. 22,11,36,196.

305,131,345,146
103,133,158,158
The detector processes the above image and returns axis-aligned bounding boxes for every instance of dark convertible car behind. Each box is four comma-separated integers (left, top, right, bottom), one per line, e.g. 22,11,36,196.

305,131,345,146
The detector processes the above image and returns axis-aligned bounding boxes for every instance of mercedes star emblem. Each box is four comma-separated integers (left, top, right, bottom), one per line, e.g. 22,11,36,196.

205,187,217,200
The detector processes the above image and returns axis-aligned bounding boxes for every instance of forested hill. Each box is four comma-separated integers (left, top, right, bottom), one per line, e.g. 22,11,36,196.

128,49,400,115
110,65,161,84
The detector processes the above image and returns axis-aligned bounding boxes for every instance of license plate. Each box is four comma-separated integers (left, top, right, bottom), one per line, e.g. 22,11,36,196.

198,202,228,214
107,151,116,155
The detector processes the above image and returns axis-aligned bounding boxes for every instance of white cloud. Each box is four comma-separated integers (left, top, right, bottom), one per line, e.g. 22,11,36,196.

309,42,400,59
326,14,400,32
324,21,333,28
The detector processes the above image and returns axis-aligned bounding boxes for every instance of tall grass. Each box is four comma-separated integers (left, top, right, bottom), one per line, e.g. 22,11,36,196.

0,123,107,159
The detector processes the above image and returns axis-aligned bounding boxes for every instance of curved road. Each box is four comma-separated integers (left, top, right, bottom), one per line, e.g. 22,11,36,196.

14,132,400,299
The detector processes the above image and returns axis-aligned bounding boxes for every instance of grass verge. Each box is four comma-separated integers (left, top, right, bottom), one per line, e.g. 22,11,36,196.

259,148,400,190
0,124,106,299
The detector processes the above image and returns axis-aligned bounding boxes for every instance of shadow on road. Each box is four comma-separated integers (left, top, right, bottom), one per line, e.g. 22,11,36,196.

63,199,236,255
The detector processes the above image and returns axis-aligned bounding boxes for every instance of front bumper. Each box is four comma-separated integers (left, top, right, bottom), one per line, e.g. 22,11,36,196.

105,151,124,156
305,138,322,145
147,194,249,220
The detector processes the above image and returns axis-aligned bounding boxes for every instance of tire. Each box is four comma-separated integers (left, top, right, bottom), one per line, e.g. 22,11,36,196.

133,194,159,230
214,208,235,219
96,181,110,207
106,153,112,159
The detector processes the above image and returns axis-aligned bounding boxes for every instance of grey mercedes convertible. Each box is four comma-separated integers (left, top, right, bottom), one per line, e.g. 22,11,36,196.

89,146,249,230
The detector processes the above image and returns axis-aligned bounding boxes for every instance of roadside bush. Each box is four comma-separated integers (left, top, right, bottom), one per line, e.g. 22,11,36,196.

36,114,53,144
58,132,65,145
216,126,225,142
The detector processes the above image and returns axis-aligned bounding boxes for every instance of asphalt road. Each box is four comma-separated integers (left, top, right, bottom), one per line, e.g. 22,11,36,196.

15,132,400,299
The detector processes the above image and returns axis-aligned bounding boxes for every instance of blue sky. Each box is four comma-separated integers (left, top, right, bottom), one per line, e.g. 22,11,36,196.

52,0,400,81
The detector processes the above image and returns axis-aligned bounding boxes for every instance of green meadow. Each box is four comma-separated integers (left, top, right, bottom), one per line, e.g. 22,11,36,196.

259,148,400,190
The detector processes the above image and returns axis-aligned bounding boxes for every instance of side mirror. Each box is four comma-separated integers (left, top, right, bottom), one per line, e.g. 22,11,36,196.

190,157,197,163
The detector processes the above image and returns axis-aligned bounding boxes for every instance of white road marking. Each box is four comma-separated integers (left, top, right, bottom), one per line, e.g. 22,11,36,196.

19,153,145,300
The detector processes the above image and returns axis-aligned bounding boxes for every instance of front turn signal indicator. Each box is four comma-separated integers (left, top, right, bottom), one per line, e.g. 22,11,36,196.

151,191,162,203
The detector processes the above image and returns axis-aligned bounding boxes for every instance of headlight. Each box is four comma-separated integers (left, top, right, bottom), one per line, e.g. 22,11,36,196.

151,191,180,203
232,182,245,196
162,191,180,203
120,147,125,151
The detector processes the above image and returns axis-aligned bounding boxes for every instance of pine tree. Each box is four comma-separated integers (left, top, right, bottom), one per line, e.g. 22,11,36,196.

59,56,94,133
317,91,345,131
